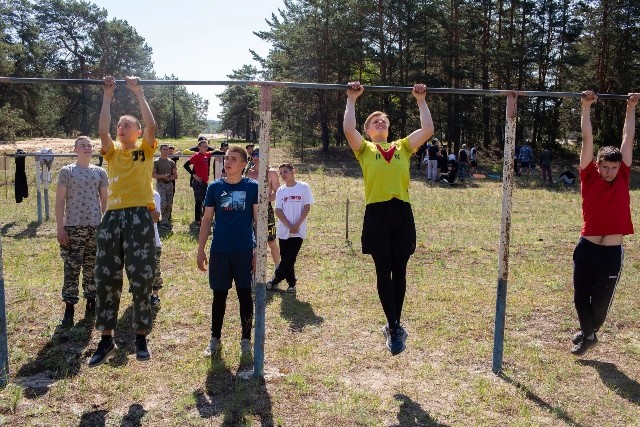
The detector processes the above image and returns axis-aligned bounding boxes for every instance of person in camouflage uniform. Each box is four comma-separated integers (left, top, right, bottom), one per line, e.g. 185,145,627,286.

88,76,158,367
55,136,108,327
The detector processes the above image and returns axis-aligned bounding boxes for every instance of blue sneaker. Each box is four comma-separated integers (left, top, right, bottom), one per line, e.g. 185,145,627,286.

383,324,408,355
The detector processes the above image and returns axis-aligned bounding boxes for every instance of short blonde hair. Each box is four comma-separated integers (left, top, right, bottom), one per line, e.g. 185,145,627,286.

227,144,248,162
118,115,141,129
364,111,389,131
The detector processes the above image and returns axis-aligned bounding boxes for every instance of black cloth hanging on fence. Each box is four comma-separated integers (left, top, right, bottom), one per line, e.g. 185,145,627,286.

14,152,29,203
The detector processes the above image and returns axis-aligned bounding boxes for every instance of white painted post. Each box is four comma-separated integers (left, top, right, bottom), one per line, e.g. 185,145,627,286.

0,233,8,388
492,93,517,373
254,85,272,379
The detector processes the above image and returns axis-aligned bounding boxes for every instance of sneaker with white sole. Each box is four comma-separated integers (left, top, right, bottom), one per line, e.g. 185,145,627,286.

286,285,296,293
204,337,221,356
266,280,279,291
383,324,408,356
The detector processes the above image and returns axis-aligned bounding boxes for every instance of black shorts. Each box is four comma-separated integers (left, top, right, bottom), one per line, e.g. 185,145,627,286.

361,198,416,257
267,203,276,241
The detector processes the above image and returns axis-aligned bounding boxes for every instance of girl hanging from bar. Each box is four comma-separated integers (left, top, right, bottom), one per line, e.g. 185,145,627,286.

343,81,434,356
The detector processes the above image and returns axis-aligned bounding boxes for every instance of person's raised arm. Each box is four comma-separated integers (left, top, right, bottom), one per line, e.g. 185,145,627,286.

125,76,156,143
580,90,597,169
98,76,115,154
343,81,365,152
621,93,639,167
407,84,435,151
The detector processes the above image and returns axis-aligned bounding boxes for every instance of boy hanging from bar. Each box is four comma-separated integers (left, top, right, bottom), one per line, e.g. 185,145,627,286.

56,136,108,327
571,90,639,355
88,76,158,367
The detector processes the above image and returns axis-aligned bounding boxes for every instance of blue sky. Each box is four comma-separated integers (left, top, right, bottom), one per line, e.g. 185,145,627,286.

90,0,284,119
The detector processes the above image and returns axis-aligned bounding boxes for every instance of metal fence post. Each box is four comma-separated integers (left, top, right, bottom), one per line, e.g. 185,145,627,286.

492,93,517,373
254,85,273,379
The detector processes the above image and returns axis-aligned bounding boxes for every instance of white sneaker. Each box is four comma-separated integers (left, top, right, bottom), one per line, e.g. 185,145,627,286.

204,337,221,356
240,338,252,355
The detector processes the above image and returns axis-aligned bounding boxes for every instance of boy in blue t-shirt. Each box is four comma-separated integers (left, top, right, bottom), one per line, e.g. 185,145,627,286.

197,145,258,356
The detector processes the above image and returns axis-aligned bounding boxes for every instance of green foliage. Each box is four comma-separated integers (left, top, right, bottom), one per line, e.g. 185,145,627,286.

0,104,30,141
0,0,207,138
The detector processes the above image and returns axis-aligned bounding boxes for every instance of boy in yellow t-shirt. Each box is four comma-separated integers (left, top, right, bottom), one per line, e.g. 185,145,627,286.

89,76,158,367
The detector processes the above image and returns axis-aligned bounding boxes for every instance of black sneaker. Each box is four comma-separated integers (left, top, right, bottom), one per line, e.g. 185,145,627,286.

571,334,598,355
384,324,408,356
61,303,74,327
88,337,116,367
150,295,161,307
135,335,151,361
286,285,296,294
266,280,279,291
571,331,584,345
85,298,96,314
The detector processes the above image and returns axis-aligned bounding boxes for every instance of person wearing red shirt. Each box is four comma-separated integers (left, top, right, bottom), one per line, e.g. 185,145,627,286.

183,139,212,226
571,90,639,355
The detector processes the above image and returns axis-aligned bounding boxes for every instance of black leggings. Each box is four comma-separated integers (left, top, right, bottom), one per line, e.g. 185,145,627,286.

573,238,623,336
211,288,253,340
372,252,410,329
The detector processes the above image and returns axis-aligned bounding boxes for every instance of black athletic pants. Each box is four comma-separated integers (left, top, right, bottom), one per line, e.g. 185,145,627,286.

362,198,416,329
272,237,304,286
573,237,623,337
372,252,410,329
211,288,253,340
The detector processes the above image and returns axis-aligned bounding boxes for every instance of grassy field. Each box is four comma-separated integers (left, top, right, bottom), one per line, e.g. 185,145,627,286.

0,141,639,426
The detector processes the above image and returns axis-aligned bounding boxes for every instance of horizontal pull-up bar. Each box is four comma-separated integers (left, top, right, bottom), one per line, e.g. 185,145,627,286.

0,76,631,100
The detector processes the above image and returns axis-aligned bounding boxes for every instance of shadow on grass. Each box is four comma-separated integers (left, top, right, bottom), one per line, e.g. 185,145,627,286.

279,292,324,332
109,303,158,368
577,360,640,405
78,409,108,426
11,221,40,239
392,393,449,427
194,354,274,426
77,403,146,427
15,310,94,398
498,373,585,427
0,221,16,236
120,403,147,426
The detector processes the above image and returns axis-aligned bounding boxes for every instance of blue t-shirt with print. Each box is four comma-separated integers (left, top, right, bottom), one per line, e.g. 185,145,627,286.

204,177,258,252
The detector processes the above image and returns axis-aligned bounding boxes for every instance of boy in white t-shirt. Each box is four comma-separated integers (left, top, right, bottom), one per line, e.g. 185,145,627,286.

267,164,314,293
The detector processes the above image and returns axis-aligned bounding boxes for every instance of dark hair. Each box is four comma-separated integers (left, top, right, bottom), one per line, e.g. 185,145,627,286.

74,136,92,147
596,146,622,163
279,163,294,171
159,144,169,149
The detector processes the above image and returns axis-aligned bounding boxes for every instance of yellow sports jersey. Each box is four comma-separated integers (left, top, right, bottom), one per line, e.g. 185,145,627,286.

354,137,414,205
103,137,157,211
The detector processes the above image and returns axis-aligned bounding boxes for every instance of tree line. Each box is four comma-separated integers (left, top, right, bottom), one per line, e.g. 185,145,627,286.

219,0,640,155
0,0,207,141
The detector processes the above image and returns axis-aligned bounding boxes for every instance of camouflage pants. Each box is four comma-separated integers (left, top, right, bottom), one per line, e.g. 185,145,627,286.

152,246,163,291
60,226,97,304
94,207,156,331
156,181,174,225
